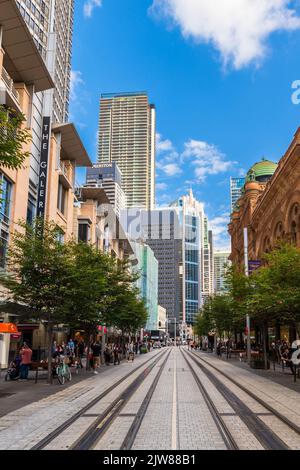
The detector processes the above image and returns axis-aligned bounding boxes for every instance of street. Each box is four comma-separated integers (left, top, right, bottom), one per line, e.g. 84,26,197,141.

0,347,300,450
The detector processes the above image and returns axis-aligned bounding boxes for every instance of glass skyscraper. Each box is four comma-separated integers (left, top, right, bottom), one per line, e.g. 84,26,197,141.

230,177,245,212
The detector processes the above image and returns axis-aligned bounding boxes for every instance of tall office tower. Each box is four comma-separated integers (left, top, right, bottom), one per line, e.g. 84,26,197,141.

230,177,245,212
141,209,182,325
85,163,127,218
98,92,156,210
170,190,206,325
201,217,214,305
214,251,231,294
131,241,159,332
208,230,215,295
17,0,74,123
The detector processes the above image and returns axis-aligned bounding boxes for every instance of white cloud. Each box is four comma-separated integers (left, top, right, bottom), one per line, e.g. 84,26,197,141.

70,70,84,102
156,133,174,154
150,0,300,69
162,163,182,176
84,0,102,18
209,214,231,251
182,140,236,182
156,182,168,191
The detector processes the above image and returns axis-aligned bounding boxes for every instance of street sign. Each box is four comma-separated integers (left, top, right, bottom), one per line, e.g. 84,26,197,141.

0,323,18,334
248,260,262,275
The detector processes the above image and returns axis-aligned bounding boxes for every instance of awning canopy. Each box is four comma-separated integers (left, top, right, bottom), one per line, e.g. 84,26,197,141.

79,186,110,204
52,123,92,167
0,0,54,92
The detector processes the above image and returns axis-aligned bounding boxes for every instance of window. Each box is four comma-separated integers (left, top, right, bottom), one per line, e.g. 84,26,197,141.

26,196,36,226
57,183,67,215
78,223,89,243
0,230,9,268
0,175,12,224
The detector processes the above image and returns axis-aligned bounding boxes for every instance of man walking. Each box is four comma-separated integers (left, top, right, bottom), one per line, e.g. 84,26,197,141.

19,343,32,380
91,340,101,374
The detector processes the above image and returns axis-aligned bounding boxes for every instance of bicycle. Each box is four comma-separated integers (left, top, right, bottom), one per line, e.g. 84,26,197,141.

56,355,72,385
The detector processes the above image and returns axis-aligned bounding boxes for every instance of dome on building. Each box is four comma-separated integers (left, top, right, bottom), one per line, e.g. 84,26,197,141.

246,158,278,184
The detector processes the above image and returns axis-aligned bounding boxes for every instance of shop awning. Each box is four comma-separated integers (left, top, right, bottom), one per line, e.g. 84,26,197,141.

52,123,92,167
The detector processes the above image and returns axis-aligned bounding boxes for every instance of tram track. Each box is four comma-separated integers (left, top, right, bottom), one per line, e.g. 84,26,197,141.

31,349,167,450
71,349,171,450
182,348,299,450
189,350,300,439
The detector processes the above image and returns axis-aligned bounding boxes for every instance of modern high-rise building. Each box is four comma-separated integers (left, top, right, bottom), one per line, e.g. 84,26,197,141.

98,92,156,210
17,0,74,124
85,163,126,218
141,209,182,324
15,0,74,224
214,251,231,294
170,190,206,325
201,217,214,305
131,241,158,332
230,177,245,212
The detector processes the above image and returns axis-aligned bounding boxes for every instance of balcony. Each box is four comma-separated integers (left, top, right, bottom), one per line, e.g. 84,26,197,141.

0,66,22,113
58,160,74,189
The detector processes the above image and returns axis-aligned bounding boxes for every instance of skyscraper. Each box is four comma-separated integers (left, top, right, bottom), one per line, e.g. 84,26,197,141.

98,92,156,210
141,209,182,324
201,217,214,305
214,251,231,294
85,163,127,218
230,177,245,212
16,0,75,223
17,0,74,123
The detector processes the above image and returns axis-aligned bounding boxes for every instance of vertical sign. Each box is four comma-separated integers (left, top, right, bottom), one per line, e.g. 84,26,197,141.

37,117,51,218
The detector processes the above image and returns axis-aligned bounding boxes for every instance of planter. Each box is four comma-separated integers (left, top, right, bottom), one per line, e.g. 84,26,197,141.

140,346,148,354
250,359,270,370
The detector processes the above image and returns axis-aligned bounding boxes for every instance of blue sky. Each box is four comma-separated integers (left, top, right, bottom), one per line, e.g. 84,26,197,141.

70,0,300,249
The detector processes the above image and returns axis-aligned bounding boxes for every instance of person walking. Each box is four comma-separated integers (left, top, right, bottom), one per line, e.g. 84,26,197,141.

91,340,101,374
19,343,32,380
113,344,121,365
127,341,135,362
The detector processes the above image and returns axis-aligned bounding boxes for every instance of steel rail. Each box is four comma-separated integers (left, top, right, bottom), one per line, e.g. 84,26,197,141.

31,349,166,450
185,349,289,450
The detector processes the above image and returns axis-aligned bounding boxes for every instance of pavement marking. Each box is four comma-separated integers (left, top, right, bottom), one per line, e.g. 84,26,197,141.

171,351,177,450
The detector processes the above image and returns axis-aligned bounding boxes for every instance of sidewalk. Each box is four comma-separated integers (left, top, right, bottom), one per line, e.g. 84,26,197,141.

199,351,300,393
0,353,141,418
194,351,300,428
0,349,161,450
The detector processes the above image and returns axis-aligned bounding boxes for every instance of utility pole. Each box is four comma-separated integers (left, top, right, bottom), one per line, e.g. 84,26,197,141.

244,227,251,364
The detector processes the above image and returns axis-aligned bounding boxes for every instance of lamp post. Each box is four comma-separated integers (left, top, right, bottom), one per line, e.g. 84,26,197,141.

244,227,251,364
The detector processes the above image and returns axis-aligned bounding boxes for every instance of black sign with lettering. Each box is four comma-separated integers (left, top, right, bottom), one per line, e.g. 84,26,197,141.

37,117,51,218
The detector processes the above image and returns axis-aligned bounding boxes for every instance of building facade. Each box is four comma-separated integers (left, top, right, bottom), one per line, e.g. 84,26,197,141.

230,177,246,212
229,159,278,268
141,208,182,325
214,251,230,294
132,241,158,332
98,92,156,210
85,163,126,218
17,0,74,124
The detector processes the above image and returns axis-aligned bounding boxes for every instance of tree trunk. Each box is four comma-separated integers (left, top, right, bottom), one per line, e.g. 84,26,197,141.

46,323,53,384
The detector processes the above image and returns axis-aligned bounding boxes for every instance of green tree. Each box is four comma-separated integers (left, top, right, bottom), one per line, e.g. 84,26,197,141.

0,218,73,382
0,106,31,169
65,241,115,367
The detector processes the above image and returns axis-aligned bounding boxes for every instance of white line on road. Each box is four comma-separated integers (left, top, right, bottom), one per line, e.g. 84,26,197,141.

172,350,177,450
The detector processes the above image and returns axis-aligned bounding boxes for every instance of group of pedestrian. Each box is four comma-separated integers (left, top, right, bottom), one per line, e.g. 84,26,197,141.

52,338,85,368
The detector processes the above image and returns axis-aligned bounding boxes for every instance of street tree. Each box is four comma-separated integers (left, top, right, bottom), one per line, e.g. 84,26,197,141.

0,218,72,382
0,105,31,169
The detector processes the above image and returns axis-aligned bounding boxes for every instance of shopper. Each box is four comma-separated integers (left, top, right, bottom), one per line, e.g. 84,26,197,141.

91,340,101,374
19,343,32,380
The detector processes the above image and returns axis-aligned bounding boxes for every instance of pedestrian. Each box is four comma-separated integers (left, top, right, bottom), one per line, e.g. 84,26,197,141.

127,342,134,362
113,344,120,365
91,340,101,374
19,343,32,380
77,340,85,368
105,344,112,365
